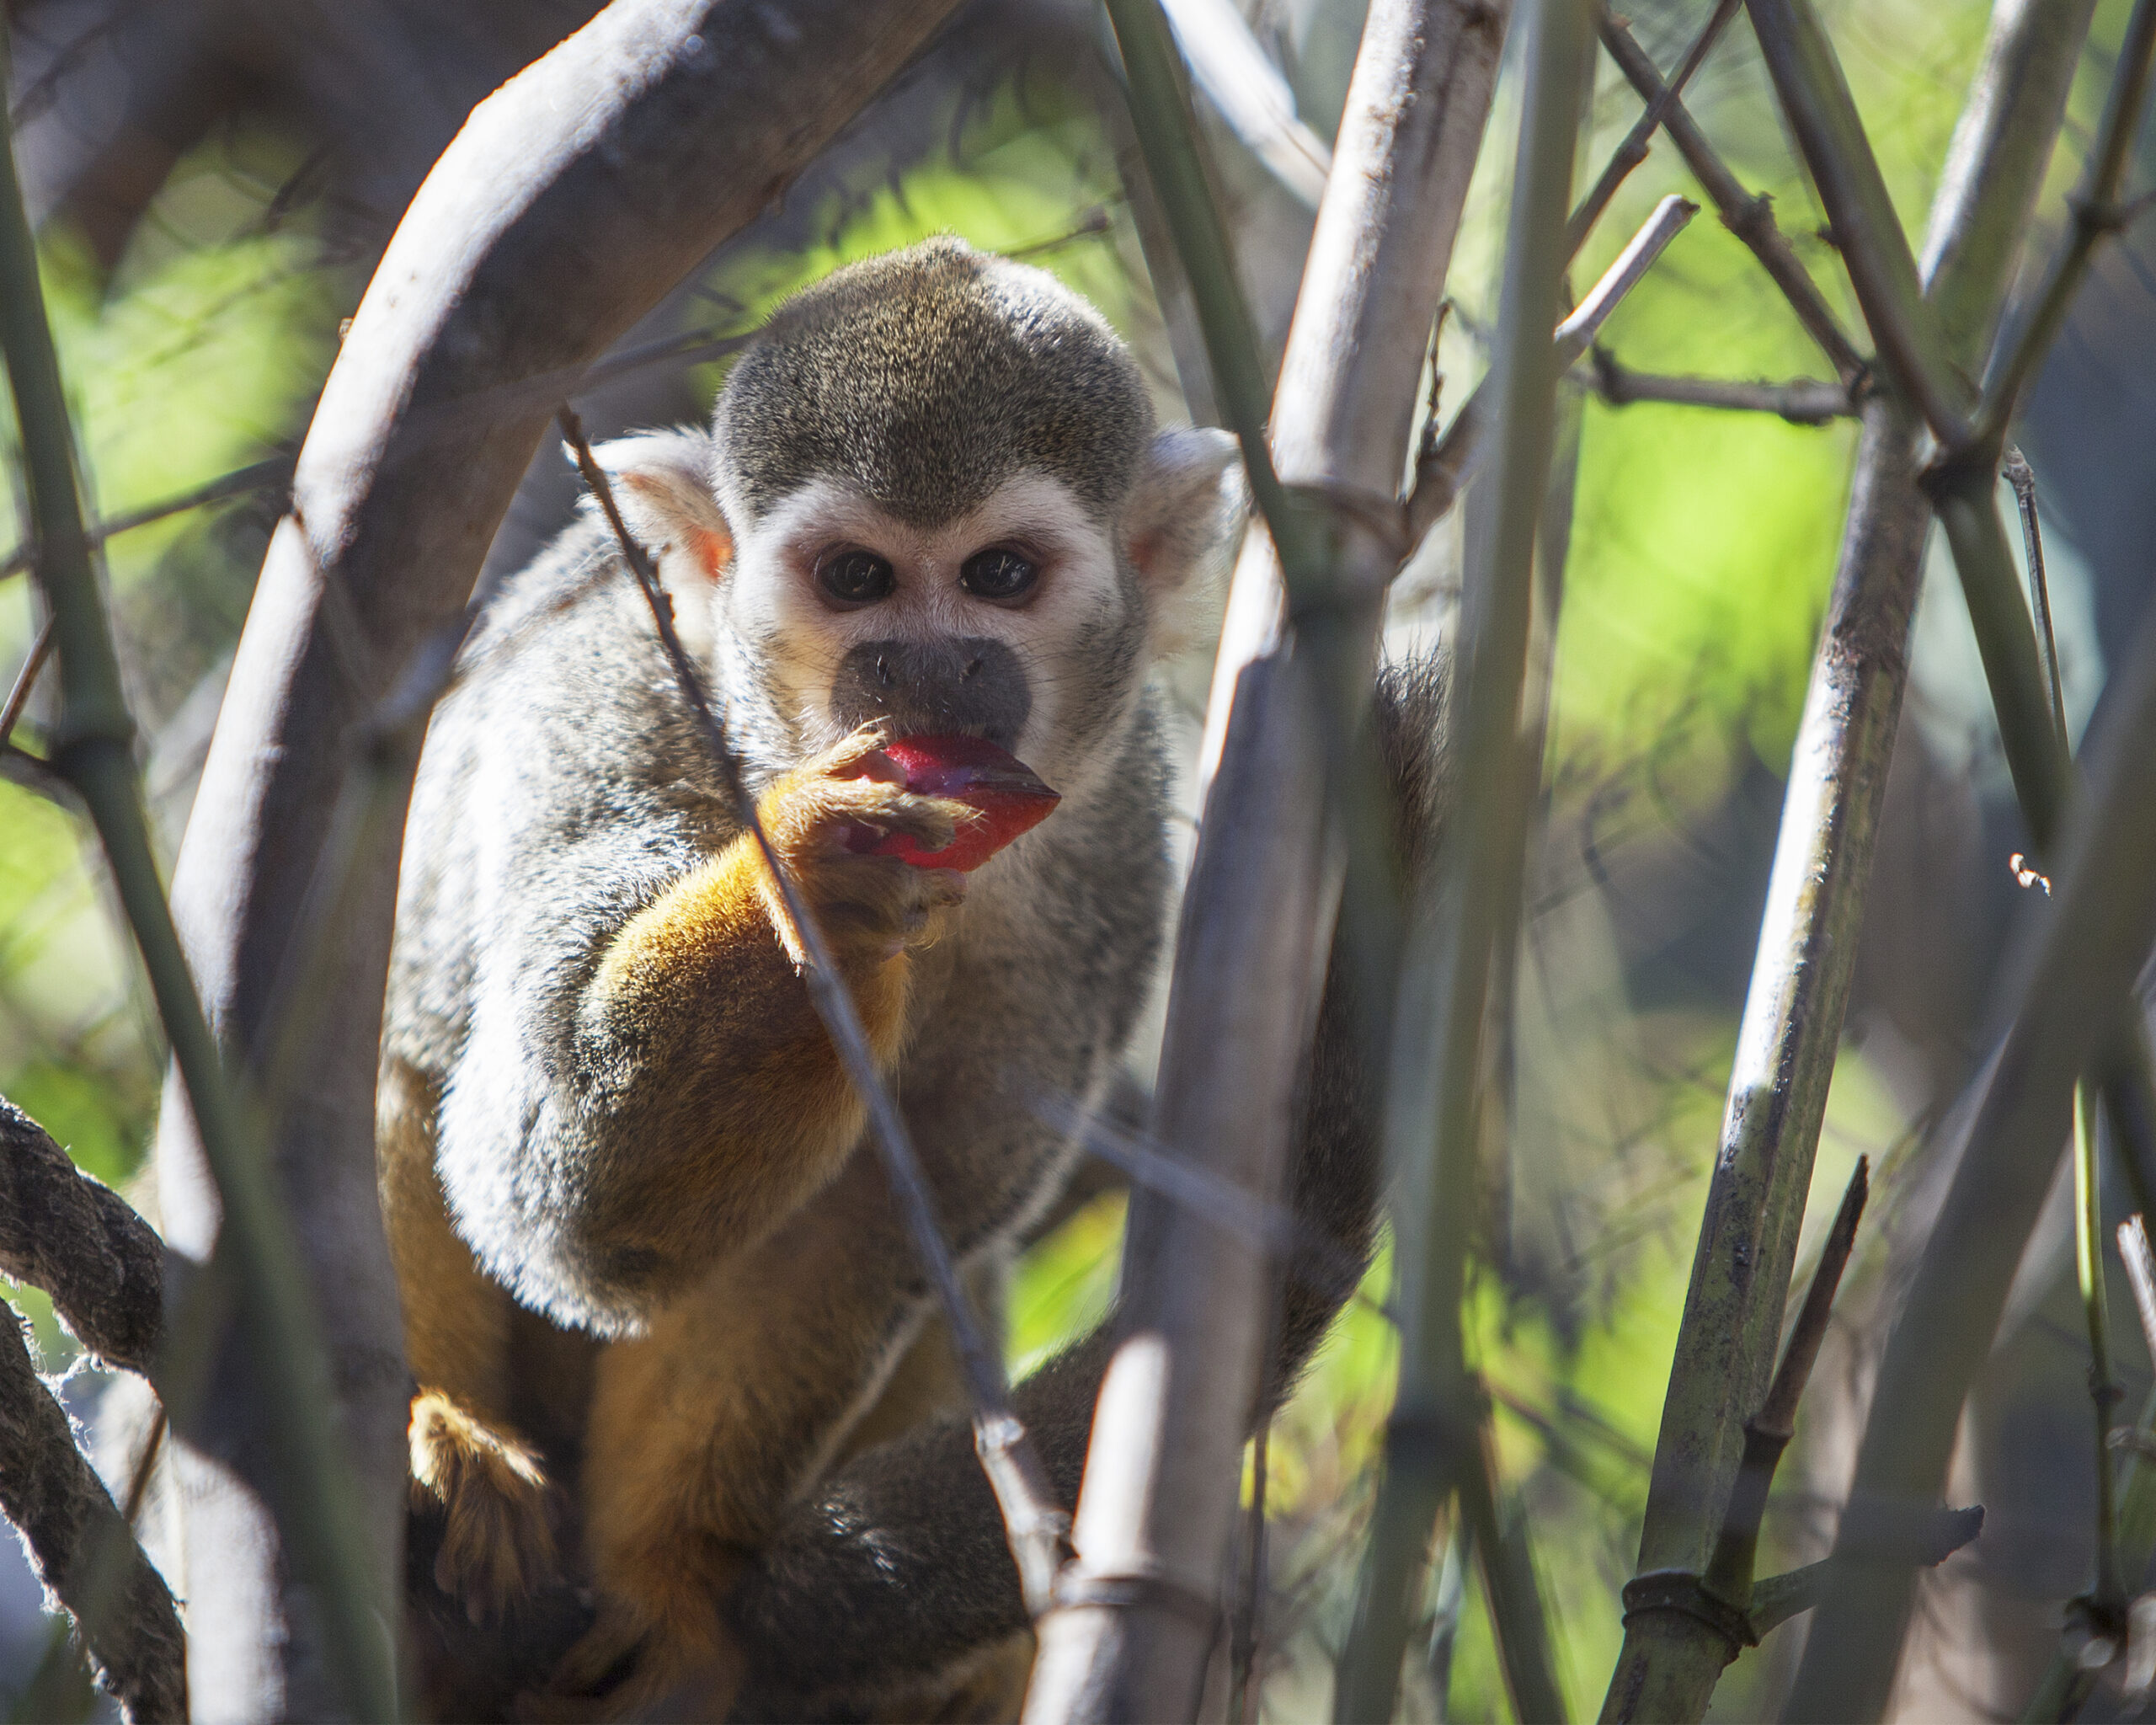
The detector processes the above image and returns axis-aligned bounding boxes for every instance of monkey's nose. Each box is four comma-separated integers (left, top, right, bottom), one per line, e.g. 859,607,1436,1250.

828,638,1031,747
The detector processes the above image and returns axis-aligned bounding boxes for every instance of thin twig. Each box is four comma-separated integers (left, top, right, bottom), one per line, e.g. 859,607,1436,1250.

1977,0,2156,452
0,617,52,742
1407,193,1694,545
2003,446,2069,741
0,457,292,581
1598,9,1866,383
1566,0,1739,257
1702,1156,1868,1608
557,409,1068,1616
1587,350,1852,423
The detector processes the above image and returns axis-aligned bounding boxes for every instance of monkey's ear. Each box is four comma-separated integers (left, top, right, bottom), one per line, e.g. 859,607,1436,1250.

1123,426,1241,601
578,430,735,582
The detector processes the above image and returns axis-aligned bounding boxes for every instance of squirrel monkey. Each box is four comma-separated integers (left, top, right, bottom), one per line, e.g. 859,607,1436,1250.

379,238,1246,1712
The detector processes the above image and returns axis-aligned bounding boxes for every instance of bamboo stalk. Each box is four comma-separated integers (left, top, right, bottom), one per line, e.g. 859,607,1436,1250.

1607,2,2100,1717
1976,0,2156,449
1334,4,1592,1718
1744,0,1971,443
1785,603,2156,1721
0,20,398,1719
1025,1,1508,1717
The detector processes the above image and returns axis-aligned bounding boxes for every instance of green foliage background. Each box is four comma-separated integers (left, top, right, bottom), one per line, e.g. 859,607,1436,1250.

0,0,2132,1714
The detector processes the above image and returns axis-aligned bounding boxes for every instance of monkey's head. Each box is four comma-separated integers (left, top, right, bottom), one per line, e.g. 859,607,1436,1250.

590,236,1238,807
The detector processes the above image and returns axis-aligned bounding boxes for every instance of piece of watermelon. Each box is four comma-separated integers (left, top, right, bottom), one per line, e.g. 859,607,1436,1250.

840,734,1060,872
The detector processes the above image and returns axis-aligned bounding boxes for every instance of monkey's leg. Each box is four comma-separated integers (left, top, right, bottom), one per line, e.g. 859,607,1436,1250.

558,1152,958,1712
381,1057,558,1620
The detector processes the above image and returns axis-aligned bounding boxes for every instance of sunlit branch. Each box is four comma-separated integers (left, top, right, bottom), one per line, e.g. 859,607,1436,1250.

1598,10,1865,383
1566,0,1738,256
1586,350,1851,422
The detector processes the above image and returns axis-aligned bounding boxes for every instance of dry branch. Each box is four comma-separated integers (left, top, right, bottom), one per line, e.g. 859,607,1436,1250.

1026,0,1508,1717
0,1310,184,1722
1586,350,1852,422
146,3,972,1712
1598,11,1865,382
0,1097,164,1376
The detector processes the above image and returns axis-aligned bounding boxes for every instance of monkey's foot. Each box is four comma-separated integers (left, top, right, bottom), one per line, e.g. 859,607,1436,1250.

542,1537,747,1720
408,1389,558,1621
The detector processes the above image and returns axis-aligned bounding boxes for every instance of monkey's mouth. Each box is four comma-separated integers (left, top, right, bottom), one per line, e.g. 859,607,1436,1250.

841,734,1059,872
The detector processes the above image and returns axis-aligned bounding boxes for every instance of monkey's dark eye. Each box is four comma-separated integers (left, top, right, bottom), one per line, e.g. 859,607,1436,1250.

818,548,896,606
960,547,1038,603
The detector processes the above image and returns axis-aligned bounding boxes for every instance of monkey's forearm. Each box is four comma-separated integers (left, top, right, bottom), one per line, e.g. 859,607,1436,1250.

553,836,910,1297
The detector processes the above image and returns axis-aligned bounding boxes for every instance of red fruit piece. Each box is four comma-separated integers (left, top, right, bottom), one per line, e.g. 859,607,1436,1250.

841,734,1060,871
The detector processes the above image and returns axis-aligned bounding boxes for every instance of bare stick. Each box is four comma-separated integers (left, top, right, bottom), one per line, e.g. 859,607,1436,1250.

1701,1156,1869,1610
1337,3,1592,1718
1598,11,1866,383
1587,351,1851,422
0,616,52,742
1566,0,1739,257
1030,0,1509,1718
0,1096,164,1375
1407,193,1695,545
0,1310,184,1722
558,409,1067,1616
0,457,292,581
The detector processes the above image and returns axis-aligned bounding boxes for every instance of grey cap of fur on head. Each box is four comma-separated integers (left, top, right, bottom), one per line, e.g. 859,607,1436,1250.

712,235,1155,528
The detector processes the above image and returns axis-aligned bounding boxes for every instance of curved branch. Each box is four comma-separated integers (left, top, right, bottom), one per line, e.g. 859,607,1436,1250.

151,3,971,1714
0,1310,184,1722
0,1097,164,1376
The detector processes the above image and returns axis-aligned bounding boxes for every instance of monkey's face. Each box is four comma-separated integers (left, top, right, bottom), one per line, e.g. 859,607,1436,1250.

589,238,1237,817
707,447,1229,798
594,425,1237,809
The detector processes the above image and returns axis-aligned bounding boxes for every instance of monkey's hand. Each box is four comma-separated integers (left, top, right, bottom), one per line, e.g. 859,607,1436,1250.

750,726,976,967
408,1389,558,1622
